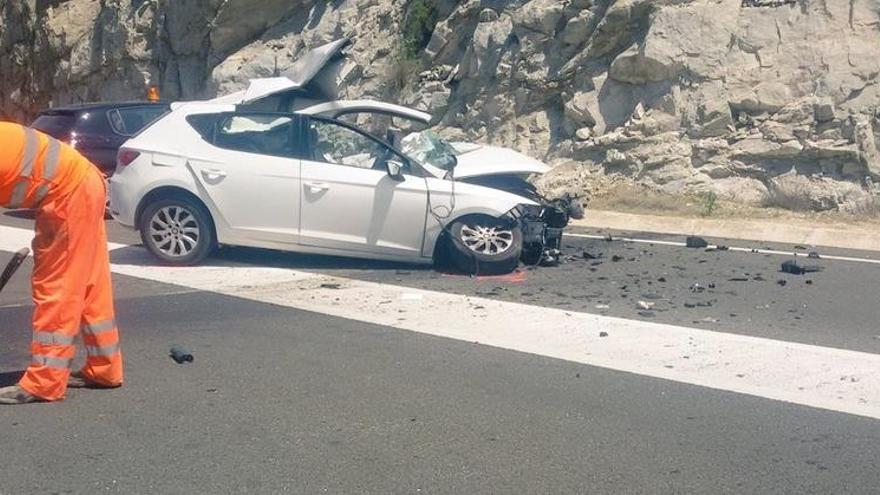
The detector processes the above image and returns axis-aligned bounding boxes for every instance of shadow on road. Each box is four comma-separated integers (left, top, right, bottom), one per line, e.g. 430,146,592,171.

2,210,35,220
109,244,433,273
0,370,24,387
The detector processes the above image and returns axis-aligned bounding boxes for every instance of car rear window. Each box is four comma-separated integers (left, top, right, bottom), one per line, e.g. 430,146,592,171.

109,106,169,136
31,113,77,139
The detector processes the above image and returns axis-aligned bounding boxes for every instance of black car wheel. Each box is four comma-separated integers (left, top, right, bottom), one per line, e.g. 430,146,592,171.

444,215,522,275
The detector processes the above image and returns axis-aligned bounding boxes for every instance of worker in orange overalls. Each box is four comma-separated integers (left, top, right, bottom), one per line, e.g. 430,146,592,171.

0,122,123,404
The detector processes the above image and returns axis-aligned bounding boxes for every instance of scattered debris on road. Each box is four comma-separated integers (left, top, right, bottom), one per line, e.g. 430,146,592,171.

320,283,342,289
582,250,600,260
637,300,655,310
808,251,821,259
686,236,709,248
777,279,787,286
170,345,194,364
599,331,609,337
781,259,823,275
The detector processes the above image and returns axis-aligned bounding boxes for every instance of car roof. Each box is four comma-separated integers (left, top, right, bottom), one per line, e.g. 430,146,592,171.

38,101,170,114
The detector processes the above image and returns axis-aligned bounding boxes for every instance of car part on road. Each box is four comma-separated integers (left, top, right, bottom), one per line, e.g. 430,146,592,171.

139,196,215,265
781,259,823,275
446,215,522,276
0,247,29,294
170,345,194,364
686,236,709,248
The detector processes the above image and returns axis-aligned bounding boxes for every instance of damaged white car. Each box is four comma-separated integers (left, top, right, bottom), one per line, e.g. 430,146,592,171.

108,39,581,274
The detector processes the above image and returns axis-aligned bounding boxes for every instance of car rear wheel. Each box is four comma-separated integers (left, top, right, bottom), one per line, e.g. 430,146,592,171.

445,215,522,275
139,196,215,265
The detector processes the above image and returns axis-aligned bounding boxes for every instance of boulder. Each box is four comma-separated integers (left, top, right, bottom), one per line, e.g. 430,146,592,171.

609,43,681,85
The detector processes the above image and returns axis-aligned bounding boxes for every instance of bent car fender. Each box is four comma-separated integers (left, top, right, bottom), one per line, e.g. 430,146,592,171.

419,179,539,258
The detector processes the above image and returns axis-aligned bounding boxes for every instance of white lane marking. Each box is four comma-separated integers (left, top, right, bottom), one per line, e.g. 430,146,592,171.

567,233,880,265
0,225,128,252
2,224,880,420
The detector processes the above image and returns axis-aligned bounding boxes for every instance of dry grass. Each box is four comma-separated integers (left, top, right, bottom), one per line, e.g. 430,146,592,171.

587,182,880,227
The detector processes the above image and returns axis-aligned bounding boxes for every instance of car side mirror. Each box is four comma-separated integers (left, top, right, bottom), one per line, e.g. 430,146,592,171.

386,159,405,181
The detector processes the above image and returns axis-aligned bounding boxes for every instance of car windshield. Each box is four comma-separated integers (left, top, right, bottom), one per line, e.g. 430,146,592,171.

399,130,458,171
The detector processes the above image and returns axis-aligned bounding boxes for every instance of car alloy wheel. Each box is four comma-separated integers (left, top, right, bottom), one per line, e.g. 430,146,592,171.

147,206,202,258
459,224,515,255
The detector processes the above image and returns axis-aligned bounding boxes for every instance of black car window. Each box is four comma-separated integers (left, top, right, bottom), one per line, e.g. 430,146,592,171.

214,114,298,158
307,118,417,175
73,110,114,134
31,113,77,139
109,106,168,136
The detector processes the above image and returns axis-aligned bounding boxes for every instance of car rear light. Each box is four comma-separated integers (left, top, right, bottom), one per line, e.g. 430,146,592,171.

117,149,141,167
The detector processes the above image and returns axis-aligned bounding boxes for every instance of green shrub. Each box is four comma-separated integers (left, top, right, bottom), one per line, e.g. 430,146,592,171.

699,191,718,217
401,0,439,59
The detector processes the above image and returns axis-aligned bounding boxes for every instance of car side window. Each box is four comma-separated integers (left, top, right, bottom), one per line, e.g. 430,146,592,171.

213,115,298,158
109,107,168,136
308,119,408,173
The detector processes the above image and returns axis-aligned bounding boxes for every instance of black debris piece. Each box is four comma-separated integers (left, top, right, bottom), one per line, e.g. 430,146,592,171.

808,251,821,259
708,283,716,289
657,277,667,283
611,255,624,262
776,279,787,286
794,245,807,250
753,275,766,281
540,249,561,267
690,283,706,293
599,331,609,337
716,245,729,251
684,302,697,308
781,260,822,275
696,300,714,307
686,236,709,248
780,260,801,274
582,251,599,260
806,279,814,285
637,311,656,318
728,277,749,282
320,283,342,289
751,248,759,253
170,345,194,364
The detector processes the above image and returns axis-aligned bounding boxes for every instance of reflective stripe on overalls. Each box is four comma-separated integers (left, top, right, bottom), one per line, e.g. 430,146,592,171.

7,127,63,209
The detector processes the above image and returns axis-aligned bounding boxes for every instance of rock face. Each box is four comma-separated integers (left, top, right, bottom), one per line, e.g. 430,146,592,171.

1,0,879,211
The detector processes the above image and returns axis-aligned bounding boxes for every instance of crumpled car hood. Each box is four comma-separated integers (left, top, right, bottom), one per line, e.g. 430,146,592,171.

450,143,550,179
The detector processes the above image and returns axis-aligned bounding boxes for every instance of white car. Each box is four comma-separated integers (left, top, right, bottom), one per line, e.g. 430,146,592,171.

108,40,580,274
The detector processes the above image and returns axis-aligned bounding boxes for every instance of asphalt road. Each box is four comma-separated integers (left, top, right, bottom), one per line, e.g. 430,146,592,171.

1,211,878,494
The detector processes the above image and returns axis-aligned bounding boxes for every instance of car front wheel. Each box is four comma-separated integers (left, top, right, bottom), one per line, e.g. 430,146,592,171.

139,196,215,265
445,215,522,275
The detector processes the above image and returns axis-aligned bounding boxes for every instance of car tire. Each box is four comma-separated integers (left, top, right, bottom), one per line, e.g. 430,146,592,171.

445,215,522,275
139,196,215,265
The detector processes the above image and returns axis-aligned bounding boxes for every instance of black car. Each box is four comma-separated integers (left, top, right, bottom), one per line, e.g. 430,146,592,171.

31,102,169,176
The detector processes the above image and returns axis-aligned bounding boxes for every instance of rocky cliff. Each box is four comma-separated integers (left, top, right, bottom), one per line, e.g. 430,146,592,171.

1,0,879,211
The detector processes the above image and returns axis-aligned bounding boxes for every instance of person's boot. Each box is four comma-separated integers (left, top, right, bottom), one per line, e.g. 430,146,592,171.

67,370,120,389
0,385,43,404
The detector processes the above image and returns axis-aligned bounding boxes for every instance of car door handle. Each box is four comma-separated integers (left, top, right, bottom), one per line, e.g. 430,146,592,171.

201,169,227,180
304,182,329,193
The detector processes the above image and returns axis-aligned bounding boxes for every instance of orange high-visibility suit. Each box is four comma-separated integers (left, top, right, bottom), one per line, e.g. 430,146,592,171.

0,122,123,401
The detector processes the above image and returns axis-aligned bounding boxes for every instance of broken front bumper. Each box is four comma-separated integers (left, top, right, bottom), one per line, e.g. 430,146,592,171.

509,202,574,265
